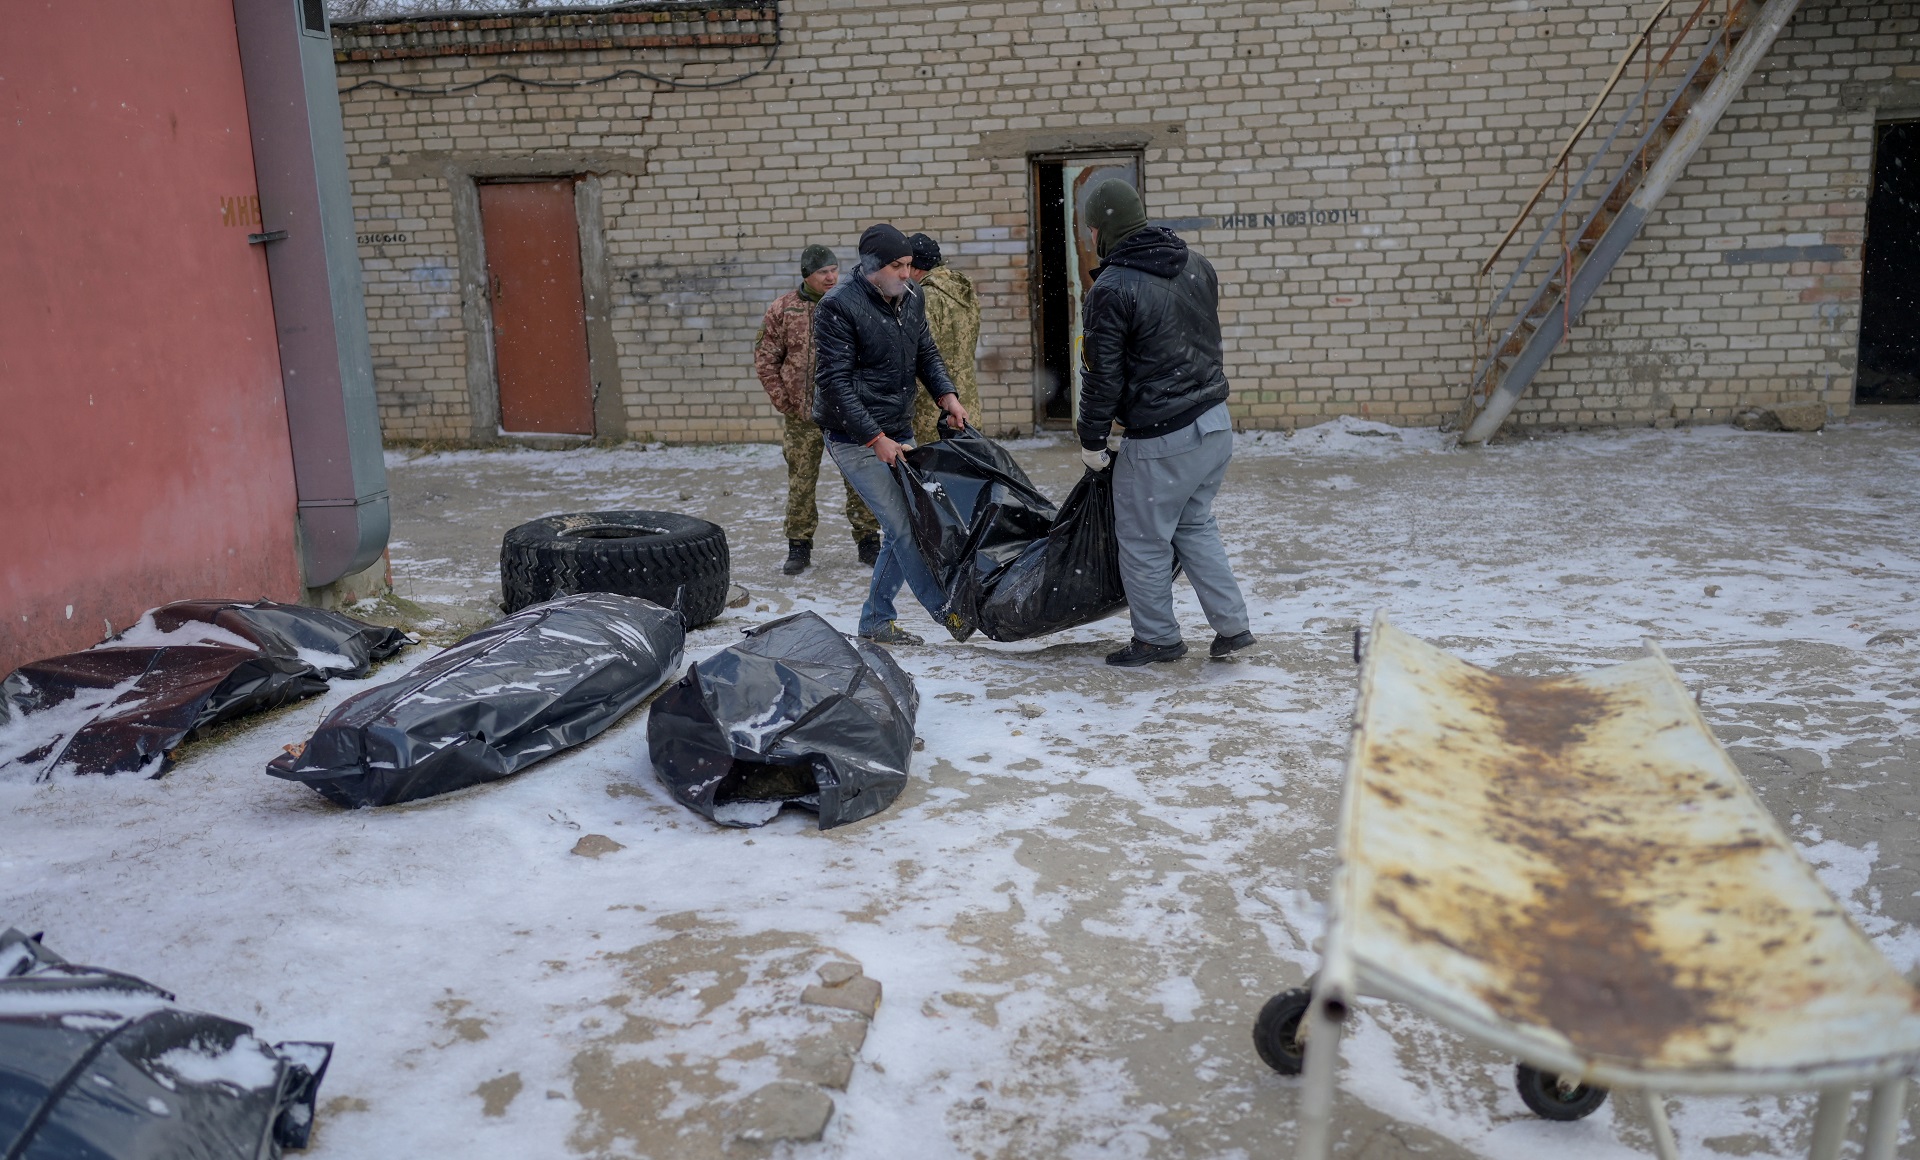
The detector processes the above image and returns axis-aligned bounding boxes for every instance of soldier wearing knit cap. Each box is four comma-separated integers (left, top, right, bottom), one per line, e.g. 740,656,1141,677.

755,244,881,575
906,233,983,446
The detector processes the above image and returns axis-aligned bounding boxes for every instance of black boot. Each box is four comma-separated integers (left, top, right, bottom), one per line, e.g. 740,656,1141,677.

856,534,881,567
1105,638,1189,667
1210,630,1257,658
782,540,812,576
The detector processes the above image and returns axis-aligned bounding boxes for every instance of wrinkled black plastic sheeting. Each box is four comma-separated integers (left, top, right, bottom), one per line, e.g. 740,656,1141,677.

0,928,331,1160
896,427,1128,643
647,611,919,830
0,602,410,779
269,593,686,808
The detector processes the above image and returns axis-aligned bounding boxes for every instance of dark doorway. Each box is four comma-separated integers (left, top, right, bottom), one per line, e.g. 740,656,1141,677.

1858,120,1920,405
478,178,595,435
1030,154,1141,427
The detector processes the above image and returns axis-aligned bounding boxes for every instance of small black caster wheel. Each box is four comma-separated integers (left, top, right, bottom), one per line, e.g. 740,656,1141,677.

1252,987,1313,1075
1515,1064,1608,1121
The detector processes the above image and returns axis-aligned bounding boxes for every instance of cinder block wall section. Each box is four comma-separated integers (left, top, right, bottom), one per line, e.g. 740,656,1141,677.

333,0,1916,445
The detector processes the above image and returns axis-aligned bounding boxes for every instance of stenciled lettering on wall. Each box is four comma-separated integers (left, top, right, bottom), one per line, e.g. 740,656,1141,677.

1214,207,1363,231
220,195,261,228
358,231,411,245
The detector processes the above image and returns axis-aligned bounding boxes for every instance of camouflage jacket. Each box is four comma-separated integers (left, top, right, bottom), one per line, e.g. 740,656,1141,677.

753,288,819,418
919,266,980,401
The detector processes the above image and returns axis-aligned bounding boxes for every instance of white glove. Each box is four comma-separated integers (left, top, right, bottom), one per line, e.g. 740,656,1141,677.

1080,447,1112,472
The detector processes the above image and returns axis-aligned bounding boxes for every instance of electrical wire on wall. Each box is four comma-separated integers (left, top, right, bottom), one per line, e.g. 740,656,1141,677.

336,3,781,95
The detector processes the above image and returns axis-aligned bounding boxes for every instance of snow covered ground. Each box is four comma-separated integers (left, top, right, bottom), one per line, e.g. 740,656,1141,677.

6,418,1920,1158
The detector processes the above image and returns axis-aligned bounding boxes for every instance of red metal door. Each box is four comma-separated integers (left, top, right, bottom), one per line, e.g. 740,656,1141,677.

478,179,595,435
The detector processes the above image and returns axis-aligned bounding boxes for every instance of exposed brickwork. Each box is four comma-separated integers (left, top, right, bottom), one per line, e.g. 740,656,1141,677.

335,0,1916,445
335,4,776,62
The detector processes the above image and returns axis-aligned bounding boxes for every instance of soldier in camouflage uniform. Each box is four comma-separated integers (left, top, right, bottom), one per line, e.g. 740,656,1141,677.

755,245,881,575
907,234,983,446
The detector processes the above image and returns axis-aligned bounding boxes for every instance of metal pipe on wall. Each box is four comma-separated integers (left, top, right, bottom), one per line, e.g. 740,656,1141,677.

232,0,390,589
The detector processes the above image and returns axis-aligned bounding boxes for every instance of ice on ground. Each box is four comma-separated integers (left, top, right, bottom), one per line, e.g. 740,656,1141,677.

8,421,1920,1159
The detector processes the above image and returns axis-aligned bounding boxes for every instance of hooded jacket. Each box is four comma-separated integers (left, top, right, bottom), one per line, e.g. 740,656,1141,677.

1076,226,1230,451
812,266,958,444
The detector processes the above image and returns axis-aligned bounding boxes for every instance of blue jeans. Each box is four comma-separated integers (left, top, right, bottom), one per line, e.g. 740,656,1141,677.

827,438,950,636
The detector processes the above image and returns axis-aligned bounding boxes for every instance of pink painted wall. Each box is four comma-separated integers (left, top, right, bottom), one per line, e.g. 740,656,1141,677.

0,0,303,674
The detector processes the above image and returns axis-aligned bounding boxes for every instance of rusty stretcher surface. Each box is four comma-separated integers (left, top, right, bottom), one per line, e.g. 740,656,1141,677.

1329,617,1920,1093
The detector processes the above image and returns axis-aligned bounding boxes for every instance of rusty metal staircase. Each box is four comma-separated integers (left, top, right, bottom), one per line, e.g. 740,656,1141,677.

1457,0,1805,444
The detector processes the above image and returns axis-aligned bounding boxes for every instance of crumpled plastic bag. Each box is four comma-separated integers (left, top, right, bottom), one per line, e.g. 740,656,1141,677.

0,927,332,1159
268,593,684,808
895,426,1128,643
0,601,410,779
646,611,918,830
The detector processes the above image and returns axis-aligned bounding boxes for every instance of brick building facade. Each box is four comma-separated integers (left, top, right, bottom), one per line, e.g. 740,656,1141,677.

332,1,1919,445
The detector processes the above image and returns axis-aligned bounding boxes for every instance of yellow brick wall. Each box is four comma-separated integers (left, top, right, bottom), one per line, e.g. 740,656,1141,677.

335,0,1917,444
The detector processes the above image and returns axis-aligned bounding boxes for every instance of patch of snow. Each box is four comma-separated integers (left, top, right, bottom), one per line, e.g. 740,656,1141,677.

1149,975,1202,1023
295,647,358,675
154,1040,282,1092
109,612,256,652
0,670,154,779
1235,415,1454,458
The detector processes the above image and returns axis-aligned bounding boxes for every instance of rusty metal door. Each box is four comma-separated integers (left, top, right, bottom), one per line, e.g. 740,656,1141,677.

478,179,594,435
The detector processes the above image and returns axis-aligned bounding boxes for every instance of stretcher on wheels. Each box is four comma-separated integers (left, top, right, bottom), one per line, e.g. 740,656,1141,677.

1257,614,1920,1159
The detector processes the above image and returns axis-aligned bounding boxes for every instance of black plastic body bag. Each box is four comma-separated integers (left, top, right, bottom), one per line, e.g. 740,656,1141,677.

646,611,919,830
0,927,331,1160
895,426,1128,643
0,601,409,779
269,593,684,808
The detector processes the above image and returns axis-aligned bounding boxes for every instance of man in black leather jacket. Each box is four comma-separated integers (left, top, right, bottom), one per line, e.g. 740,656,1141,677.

1077,180,1254,667
816,223,971,645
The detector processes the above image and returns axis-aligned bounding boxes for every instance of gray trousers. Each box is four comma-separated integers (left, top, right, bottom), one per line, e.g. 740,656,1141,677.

1112,404,1251,646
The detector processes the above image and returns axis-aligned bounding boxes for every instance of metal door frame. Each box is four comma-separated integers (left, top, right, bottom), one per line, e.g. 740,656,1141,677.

1027,150,1144,431
448,165,625,443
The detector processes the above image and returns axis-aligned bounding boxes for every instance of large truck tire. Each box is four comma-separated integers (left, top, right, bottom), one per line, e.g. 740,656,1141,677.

501,511,730,626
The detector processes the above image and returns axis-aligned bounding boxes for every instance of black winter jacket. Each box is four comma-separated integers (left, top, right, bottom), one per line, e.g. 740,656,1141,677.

1076,227,1230,451
811,273,957,443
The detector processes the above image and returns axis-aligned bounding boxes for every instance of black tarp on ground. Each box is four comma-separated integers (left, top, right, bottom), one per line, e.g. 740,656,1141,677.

896,426,1128,643
0,602,410,779
0,927,331,1160
269,593,685,808
646,611,919,830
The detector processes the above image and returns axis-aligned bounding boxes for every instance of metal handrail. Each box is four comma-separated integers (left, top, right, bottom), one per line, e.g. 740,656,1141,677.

1469,0,1748,401
1476,64,1670,348
1467,15,1735,397
1479,0,1739,279
1479,0,1677,278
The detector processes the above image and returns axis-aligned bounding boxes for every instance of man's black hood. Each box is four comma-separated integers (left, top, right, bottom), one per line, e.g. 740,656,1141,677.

1099,226,1188,280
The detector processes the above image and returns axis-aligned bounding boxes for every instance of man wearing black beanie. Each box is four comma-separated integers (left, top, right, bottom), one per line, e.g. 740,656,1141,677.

1076,179,1254,667
813,223,970,645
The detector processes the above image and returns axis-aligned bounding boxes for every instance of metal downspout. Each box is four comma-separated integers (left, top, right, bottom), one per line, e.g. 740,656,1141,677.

1461,0,1807,445
232,0,390,588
